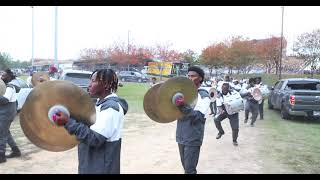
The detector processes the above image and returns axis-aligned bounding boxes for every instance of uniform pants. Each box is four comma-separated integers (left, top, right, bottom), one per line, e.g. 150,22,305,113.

0,119,17,153
178,144,200,174
259,99,264,119
245,100,259,125
214,112,239,142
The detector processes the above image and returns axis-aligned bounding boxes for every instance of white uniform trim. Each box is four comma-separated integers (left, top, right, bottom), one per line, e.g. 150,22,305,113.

90,93,124,142
3,86,17,102
216,90,241,107
194,90,211,115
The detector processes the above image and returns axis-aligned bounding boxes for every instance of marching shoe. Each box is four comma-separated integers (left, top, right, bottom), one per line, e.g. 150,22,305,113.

216,132,224,139
6,146,21,158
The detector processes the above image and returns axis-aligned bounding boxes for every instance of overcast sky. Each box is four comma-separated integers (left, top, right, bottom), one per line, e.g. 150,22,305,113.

0,6,320,61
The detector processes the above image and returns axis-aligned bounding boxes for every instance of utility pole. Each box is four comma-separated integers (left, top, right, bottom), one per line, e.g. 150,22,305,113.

31,6,34,69
127,30,130,71
279,6,284,80
54,6,58,69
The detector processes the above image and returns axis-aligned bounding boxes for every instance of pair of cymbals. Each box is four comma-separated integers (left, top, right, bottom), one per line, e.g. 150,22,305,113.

0,79,5,95
143,77,198,123
31,72,50,87
20,80,96,152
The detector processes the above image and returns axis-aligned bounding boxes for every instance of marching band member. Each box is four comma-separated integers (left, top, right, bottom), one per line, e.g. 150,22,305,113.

173,66,210,174
217,75,235,93
242,78,259,127
214,83,241,146
54,69,128,174
233,79,242,92
0,69,21,163
255,77,264,120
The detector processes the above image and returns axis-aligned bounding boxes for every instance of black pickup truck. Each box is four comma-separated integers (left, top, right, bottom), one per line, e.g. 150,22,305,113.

268,78,320,119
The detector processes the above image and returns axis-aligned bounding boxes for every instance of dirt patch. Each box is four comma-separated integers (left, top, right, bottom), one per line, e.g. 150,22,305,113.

0,112,290,174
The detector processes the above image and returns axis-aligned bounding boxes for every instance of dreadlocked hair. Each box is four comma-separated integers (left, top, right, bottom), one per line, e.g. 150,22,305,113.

91,69,118,93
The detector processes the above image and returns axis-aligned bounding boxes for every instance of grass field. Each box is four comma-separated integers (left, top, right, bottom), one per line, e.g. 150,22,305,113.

259,103,320,173
117,82,150,113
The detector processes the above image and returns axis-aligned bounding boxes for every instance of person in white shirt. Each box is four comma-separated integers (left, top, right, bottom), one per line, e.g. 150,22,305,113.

54,69,128,174
217,75,235,93
174,66,211,174
0,69,21,163
214,83,241,146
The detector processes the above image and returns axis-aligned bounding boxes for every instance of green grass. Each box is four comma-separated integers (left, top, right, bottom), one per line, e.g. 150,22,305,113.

259,103,320,173
18,75,28,81
117,82,150,113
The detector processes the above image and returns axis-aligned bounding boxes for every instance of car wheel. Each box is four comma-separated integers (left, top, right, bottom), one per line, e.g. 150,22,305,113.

280,104,290,120
121,78,125,82
268,99,273,109
138,78,142,83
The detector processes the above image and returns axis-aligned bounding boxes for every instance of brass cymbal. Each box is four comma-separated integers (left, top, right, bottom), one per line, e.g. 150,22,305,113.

31,72,50,87
153,77,198,123
0,79,5,96
143,83,163,123
20,80,96,152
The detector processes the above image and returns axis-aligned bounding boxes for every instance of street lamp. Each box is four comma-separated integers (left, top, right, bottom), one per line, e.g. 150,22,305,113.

279,6,284,80
127,30,130,71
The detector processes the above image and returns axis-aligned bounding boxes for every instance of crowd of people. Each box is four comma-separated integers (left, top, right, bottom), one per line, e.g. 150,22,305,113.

0,66,267,174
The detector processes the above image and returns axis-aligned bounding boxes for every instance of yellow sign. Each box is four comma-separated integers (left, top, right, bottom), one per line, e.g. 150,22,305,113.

148,62,173,76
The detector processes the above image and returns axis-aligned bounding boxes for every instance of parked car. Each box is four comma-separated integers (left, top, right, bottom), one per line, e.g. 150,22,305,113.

59,69,97,103
118,71,148,83
268,78,320,119
9,77,33,112
59,69,92,91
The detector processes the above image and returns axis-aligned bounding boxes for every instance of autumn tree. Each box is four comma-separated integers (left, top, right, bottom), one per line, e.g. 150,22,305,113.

293,29,320,77
200,42,228,77
253,36,287,74
153,43,183,80
228,36,259,74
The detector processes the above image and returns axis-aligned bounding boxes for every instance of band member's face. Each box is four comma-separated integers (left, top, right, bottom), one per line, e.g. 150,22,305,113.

1,72,10,84
188,71,202,87
222,84,229,95
88,72,107,96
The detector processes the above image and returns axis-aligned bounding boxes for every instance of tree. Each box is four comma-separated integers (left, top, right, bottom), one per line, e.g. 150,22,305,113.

200,42,228,77
182,49,198,65
294,29,320,77
254,36,287,75
0,52,12,70
153,43,182,80
228,36,258,74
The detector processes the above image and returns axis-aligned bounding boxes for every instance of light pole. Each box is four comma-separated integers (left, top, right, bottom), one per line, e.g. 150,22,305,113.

127,30,130,71
54,6,58,69
31,6,34,68
279,6,284,80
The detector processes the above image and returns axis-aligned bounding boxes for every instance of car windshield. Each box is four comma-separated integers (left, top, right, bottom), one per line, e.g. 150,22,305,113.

64,73,91,85
287,81,320,90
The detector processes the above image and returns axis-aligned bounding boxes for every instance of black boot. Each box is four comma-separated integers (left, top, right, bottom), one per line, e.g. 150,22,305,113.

6,146,21,158
232,129,239,146
0,152,6,163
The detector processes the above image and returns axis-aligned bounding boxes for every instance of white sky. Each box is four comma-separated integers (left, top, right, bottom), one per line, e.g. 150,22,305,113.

0,6,320,61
